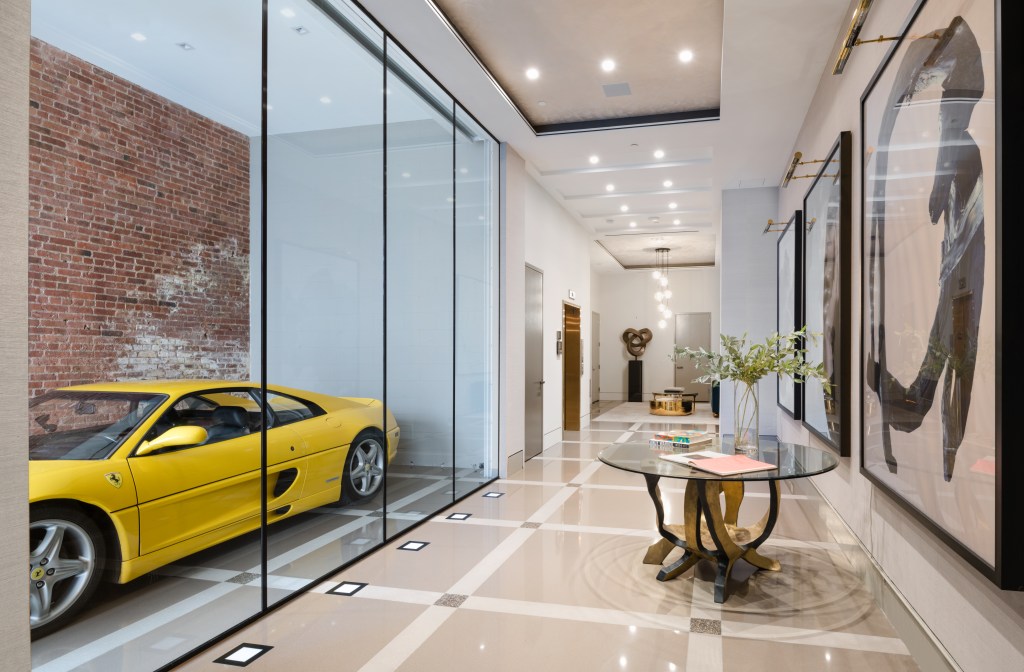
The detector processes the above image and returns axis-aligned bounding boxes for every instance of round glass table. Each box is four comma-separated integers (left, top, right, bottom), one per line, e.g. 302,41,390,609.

599,438,838,603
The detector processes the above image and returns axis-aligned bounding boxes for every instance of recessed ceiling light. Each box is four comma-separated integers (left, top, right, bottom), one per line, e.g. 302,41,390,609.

538,101,547,106
176,42,195,51
620,205,629,213
320,96,331,104
589,155,600,164
130,32,147,42
446,197,455,203
266,104,274,111
629,221,637,228
668,202,678,209
401,172,411,178
280,8,296,18
601,58,616,72
525,67,540,80
678,49,694,63
605,184,615,192
294,26,310,35
663,180,673,188
673,219,681,225
653,149,665,159
459,167,469,174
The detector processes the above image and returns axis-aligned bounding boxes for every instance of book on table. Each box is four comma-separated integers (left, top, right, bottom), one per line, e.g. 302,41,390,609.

658,452,777,475
653,430,712,444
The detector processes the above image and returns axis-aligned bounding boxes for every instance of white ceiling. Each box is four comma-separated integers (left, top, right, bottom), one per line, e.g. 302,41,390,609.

31,0,854,275
362,0,853,273
432,0,724,128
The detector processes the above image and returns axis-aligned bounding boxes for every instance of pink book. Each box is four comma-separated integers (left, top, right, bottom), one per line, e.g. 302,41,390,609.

667,453,777,476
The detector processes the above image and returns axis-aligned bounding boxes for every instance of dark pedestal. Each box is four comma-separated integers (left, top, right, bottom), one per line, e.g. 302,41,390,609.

711,383,720,417
628,360,643,402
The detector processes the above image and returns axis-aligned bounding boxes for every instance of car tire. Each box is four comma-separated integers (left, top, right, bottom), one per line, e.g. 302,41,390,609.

29,505,106,639
341,431,387,505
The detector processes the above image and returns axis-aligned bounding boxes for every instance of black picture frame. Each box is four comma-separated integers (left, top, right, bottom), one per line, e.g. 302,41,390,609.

777,211,803,419
801,132,851,457
859,0,1021,589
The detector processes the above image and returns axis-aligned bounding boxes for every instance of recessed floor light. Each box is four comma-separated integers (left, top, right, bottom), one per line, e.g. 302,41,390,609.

526,67,540,80
589,155,600,164
482,491,504,498
679,49,694,63
398,541,429,551
620,205,629,213
214,644,273,667
446,512,472,520
130,32,147,42
328,581,368,596
605,184,615,192
601,58,616,72
654,149,665,159
280,8,296,18
663,180,673,188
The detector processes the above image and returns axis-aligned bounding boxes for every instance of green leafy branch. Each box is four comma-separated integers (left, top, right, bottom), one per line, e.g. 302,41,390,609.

673,328,832,394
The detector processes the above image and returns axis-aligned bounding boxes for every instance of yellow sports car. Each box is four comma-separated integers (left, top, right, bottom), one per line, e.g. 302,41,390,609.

28,380,399,637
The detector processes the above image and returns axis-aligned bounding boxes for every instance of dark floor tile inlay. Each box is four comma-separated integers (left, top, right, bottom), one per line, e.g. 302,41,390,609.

689,617,722,635
521,521,542,529
434,593,469,608
227,572,260,585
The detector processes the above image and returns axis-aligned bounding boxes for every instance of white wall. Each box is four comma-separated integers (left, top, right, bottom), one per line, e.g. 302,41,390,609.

0,0,30,663
596,268,719,401
500,144,526,474
721,186,779,437
523,174,593,449
777,1,1024,670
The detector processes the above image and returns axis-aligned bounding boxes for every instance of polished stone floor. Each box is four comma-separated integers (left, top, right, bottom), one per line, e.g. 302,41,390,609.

171,412,921,672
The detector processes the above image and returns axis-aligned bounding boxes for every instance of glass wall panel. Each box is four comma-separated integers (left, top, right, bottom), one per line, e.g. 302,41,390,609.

385,38,456,536
28,0,262,667
263,0,386,605
454,108,499,495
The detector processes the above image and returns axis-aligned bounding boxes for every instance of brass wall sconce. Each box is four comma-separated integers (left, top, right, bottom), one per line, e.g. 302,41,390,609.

832,0,912,75
781,152,836,188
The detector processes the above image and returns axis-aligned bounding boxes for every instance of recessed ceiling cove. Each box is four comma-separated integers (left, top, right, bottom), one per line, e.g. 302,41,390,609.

430,0,723,134
596,232,716,270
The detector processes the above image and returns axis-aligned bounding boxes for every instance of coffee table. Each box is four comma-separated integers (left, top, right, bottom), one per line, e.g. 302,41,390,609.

598,439,838,602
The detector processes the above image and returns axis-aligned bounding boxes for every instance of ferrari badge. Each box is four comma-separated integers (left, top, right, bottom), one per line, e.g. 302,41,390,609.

104,472,123,488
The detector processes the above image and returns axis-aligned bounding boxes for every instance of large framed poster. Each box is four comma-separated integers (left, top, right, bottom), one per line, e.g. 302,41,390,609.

861,0,1021,588
777,211,803,419
802,132,851,456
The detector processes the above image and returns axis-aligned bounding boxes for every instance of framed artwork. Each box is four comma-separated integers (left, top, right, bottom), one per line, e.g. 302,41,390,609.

802,132,851,456
860,0,1020,588
777,211,803,419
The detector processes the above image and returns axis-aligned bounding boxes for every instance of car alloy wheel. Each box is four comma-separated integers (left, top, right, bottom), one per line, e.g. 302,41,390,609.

343,433,385,502
29,507,104,637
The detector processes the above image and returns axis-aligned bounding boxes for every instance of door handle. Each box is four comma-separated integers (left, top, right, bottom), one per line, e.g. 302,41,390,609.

539,380,545,385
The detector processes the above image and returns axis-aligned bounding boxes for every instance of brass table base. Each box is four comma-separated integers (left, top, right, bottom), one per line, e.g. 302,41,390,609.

642,474,782,603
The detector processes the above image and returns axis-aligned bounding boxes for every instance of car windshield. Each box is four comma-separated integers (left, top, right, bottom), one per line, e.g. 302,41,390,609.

29,391,167,460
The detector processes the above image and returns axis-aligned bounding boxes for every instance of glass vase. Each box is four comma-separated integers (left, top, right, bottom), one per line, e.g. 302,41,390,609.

733,380,759,454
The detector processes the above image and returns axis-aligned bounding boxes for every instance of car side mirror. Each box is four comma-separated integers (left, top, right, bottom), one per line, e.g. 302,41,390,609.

136,426,208,457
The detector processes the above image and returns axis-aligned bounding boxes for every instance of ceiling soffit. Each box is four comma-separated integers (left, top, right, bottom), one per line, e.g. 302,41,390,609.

596,232,716,270
430,0,724,134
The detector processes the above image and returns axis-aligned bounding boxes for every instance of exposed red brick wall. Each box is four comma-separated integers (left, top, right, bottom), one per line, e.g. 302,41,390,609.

28,39,251,398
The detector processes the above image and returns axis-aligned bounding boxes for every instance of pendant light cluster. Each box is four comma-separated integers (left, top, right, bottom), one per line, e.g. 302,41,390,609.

651,247,673,329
